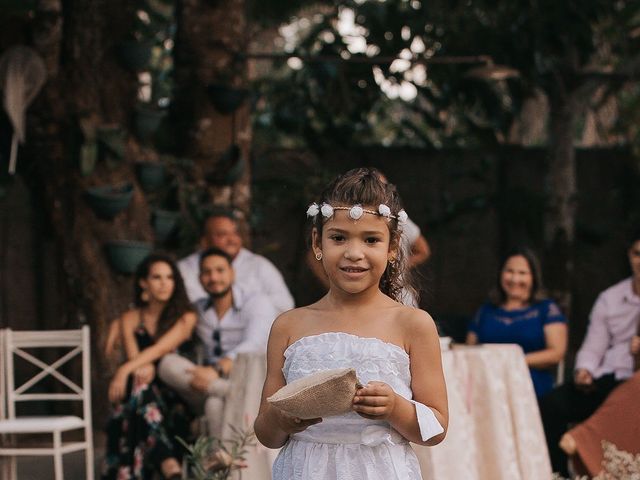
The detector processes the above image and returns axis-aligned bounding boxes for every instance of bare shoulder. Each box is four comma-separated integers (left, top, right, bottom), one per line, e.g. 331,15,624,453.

120,309,139,327
272,306,314,330
179,310,198,325
270,305,319,344
395,306,439,344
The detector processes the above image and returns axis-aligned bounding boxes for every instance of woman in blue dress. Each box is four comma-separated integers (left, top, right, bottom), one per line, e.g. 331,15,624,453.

466,247,568,398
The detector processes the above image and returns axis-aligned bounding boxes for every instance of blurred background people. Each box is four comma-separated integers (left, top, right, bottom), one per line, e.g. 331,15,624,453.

103,253,197,480
559,367,640,477
466,246,567,399
159,247,277,438
178,210,294,313
540,233,640,476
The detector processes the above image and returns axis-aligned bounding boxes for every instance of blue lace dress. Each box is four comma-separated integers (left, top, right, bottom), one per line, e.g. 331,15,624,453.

468,299,566,398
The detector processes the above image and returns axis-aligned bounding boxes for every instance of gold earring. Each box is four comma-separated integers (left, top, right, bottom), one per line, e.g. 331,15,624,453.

315,251,323,261
388,257,396,265
141,289,150,302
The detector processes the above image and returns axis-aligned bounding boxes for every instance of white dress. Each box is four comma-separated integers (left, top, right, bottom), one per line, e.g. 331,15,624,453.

272,332,439,480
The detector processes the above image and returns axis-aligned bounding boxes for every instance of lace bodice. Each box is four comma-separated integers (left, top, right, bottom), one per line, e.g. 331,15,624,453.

284,332,412,394
272,332,428,479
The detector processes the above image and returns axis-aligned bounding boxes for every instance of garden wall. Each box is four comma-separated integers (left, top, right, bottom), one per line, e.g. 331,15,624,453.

251,146,639,361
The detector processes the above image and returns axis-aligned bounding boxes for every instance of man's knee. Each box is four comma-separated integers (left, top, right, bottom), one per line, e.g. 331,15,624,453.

158,353,207,412
158,353,195,392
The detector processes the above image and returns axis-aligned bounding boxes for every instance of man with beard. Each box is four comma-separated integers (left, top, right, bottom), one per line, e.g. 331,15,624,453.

158,247,277,438
178,211,294,314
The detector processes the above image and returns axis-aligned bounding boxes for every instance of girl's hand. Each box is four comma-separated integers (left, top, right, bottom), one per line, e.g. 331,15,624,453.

108,367,130,404
353,381,397,420
631,335,640,355
270,405,322,434
133,363,155,387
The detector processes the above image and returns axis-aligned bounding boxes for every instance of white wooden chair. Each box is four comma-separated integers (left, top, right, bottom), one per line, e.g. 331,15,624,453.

0,326,94,480
0,328,11,479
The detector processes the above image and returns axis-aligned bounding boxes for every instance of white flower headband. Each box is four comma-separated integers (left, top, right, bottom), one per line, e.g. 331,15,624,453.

306,202,408,227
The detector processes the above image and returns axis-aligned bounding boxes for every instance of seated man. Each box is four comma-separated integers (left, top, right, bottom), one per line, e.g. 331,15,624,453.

178,210,294,313
540,233,640,476
159,247,278,437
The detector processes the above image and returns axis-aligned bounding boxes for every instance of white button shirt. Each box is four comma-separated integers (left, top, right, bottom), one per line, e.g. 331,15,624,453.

575,277,640,380
194,285,277,365
178,247,295,313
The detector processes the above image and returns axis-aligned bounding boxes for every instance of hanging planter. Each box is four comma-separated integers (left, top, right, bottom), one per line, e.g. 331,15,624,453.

117,40,154,72
105,240,153,274
136,161,166,192
206,144,244,186
206,84,249,115
135,105,167,143
79,141,98,177
152,209,180,243
97,125,126,160
85,183,134,219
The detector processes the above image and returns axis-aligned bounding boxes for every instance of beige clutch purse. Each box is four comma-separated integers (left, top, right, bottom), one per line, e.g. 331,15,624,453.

267,368,362,419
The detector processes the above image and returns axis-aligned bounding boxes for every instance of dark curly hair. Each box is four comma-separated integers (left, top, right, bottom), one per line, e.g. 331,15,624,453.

310,167,418,303
134,252,193,339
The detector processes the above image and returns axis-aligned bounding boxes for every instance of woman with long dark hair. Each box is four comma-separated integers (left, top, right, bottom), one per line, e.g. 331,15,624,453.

102,253,197,480
466,247,568,399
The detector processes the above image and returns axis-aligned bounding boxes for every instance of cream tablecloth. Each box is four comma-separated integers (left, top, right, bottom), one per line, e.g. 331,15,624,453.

224,344,552,480
414,344,552,480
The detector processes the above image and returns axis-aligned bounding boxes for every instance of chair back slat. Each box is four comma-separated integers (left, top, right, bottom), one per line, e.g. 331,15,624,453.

12,347,83,396
4,326,91,420
13,393,84,401
0,326,94,480
0,329,5,421
9,329,83,348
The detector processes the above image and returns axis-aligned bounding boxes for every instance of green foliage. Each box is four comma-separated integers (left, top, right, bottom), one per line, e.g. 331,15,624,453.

247,0,335,27
254,0,640,150
177,427,255,480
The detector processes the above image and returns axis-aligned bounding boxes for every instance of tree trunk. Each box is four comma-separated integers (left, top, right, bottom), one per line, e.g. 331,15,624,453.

2,0,253,420
173,0,251,223
25,0,151,418
544,88,577,316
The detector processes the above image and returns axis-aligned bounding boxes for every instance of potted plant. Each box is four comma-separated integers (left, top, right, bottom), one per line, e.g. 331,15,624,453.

104,240,153,274
206,84,249,115
136,160,166,192
85,183,134,219
97,125,126,161
117,39,154,72
178,428,254,480
152,208,180,242
206,144,244,186
135,103,168,143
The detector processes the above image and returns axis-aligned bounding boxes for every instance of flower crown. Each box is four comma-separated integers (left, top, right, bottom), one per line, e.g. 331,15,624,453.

306,202,408,227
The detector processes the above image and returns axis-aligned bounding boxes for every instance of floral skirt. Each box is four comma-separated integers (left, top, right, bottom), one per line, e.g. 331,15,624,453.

101,380,193,480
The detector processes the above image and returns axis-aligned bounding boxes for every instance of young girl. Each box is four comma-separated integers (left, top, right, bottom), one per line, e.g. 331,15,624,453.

103,253,197,480
254,168,448,480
